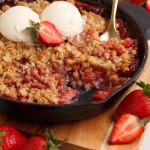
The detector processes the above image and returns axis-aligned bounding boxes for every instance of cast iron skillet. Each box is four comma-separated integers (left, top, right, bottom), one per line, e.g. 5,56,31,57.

0,0,150,123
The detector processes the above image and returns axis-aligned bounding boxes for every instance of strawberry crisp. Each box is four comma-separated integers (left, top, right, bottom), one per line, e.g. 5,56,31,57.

0,0,139,104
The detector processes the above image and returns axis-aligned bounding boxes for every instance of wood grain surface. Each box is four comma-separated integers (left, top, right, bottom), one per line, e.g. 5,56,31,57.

0,41,149,150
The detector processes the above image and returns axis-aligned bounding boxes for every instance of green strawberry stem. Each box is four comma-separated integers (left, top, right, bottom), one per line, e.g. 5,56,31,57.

141,117,150,125
45,129,67,150
23,20,40,43
0,131,7,150
136,81,150,96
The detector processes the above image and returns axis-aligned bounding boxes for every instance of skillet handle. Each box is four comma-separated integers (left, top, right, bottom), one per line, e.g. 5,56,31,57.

119,3,150,40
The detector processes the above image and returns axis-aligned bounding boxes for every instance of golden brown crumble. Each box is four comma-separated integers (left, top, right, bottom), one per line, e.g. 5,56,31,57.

0,0,139,104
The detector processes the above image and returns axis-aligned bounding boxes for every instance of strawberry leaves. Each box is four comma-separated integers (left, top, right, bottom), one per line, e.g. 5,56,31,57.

46,129,67,150
23,20,40,43
136,81,150,97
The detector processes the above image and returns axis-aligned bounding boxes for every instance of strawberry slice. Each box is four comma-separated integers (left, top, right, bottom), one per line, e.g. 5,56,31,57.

109,114,150,144
146,0,150,12
38,21,64,45
109,114,144,144
23,20,64,45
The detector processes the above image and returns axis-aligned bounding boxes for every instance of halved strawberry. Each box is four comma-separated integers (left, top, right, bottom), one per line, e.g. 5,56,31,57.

109,114,150,144
146,0,150,12
23,20,64,45
38,21,64,45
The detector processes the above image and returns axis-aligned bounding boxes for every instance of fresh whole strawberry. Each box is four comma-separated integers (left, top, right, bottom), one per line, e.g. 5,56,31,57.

146,0,150,12
20,130,67,150
109,114,150,144
20,136,46,150
115,81,150,120
0,124,27,150
23,20,64,45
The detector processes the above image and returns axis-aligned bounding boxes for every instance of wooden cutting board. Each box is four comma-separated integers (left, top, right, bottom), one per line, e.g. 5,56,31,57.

0,41,149,150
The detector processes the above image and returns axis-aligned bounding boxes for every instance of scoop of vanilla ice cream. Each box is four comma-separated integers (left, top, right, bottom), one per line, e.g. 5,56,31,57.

41,1,83,38
0,6,40,43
